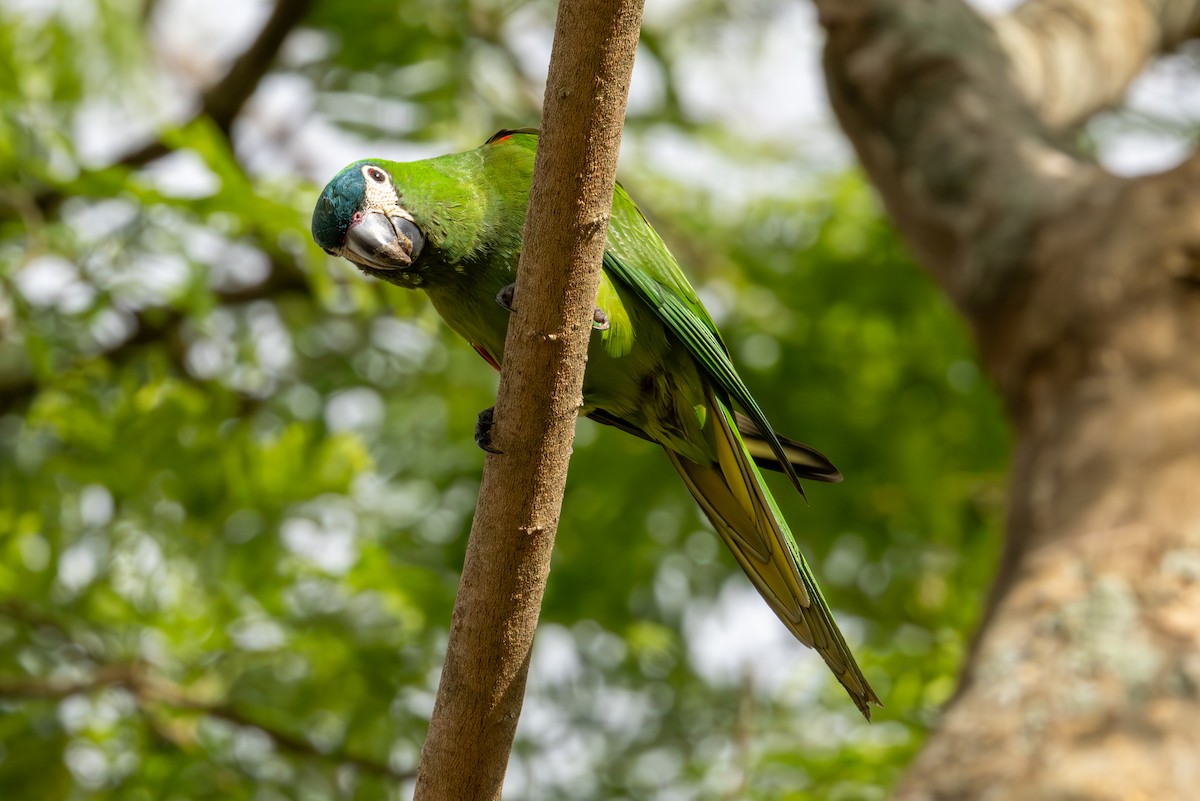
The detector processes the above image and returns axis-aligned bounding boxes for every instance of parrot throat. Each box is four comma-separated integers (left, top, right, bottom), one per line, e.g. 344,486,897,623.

420,257,515,367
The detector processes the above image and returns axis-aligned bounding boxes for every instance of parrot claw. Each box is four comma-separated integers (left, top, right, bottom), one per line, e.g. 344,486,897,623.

498,282,609,331
496,283,516,312
475,407,503,454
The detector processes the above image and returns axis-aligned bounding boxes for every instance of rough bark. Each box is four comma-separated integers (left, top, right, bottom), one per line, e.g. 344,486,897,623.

411,2,645,799
812,0,1200,798
994,0,1200,128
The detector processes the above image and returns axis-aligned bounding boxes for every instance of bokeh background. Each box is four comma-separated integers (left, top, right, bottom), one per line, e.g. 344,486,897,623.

2,0,1196,798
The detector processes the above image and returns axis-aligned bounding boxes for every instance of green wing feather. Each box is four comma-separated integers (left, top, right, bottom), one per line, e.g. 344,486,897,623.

601,187,880,718
600,191,807,498
733,412,842,482
588,407,843,483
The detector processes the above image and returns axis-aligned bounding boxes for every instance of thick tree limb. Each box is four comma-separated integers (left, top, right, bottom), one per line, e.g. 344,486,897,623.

815,0,1200,326
995,0,1200,128
813,1,1200,799
891,157,1200,798
815,0,1098,322
411,1,645,799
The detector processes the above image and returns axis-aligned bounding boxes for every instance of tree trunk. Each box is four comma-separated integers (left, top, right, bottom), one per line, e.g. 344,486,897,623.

411,1,644,799
812,0,1200,797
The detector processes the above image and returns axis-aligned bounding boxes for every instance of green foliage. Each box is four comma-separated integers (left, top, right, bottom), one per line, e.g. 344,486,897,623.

0,1,1007,799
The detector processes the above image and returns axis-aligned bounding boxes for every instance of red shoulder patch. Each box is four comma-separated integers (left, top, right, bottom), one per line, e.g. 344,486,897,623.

472,343,501,372
485,128,538,145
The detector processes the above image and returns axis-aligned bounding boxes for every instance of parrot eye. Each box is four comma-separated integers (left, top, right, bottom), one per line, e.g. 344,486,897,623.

366,167,387,184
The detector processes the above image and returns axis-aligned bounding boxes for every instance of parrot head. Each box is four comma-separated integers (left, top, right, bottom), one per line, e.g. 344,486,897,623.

311,161,426,275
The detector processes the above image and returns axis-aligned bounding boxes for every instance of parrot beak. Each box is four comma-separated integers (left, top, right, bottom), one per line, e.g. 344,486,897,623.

344,211,424,270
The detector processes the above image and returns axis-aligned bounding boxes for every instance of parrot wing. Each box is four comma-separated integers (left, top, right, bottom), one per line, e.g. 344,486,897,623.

600,222,880,718
585,409,842,483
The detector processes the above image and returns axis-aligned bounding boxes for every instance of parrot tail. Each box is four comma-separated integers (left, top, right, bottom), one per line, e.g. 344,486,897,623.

734,411,843,483
666,388,881,719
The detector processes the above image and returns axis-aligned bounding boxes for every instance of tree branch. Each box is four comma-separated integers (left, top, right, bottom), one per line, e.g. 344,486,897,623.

814,0,1200,329
813,2,1200,798
814,0,1101,324
0,667,133,700
0,258,310,415
993,0,1200,129
23,0,315,218
411,1,645,798
198,0,317,139
0,664,410,781
0,0,319,413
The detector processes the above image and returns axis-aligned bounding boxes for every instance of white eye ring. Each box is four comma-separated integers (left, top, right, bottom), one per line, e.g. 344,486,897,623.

365,166,387,184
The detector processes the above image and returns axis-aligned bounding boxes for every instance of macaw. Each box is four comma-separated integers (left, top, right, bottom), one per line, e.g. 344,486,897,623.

311,129,879,718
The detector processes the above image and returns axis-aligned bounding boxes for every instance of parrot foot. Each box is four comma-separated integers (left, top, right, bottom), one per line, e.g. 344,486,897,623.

475,407,503,454
497,282,609,331
495,283,516,312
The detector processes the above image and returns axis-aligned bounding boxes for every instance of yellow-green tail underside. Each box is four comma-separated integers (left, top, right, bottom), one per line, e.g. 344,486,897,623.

666,386,881,719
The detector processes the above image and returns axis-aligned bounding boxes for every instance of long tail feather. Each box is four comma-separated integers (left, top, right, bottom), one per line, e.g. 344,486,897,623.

668,388,880,719
586,408,842,483
734,412,843,483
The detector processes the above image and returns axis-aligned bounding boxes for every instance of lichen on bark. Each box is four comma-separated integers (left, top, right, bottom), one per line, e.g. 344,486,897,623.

812,0,1200,798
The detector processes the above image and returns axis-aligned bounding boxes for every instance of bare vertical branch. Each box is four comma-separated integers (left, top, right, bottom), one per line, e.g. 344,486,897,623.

411,1,646,799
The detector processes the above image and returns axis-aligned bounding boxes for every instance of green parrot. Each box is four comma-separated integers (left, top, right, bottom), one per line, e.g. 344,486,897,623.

311,129,880,718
